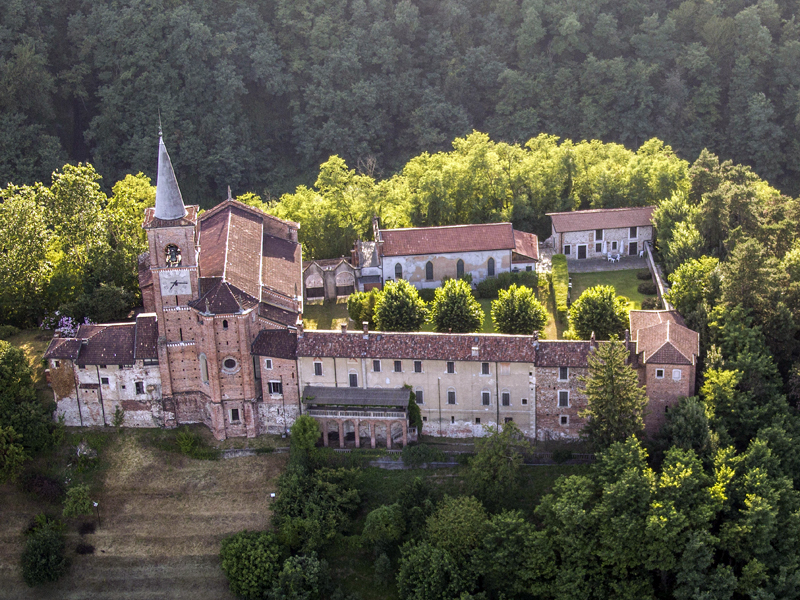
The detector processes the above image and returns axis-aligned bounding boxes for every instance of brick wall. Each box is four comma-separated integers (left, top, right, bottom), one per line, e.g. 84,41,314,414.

642,363,695,434
534,366,588,440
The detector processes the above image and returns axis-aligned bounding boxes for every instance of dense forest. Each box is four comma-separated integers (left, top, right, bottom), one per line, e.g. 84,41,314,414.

4,0,800,204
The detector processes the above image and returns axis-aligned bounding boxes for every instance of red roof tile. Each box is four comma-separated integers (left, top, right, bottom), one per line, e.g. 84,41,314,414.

189,280,259,315
535,341,595,367
251,329,298,359
143,205,199,229
629,310,685,337
134,314,158,360
258,303,300,328
380,223,515,256
547,206,656,233
513,230,539,261
634,320,698,365
76,323,136,366
44,338,82,360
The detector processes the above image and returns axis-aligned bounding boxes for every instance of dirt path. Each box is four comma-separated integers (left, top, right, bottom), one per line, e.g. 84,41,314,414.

1,434,288,599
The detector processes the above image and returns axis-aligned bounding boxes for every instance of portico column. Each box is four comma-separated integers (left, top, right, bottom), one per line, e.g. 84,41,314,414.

370,422,376,449
322,420,329,447
338,420,345,448
354,419,360,448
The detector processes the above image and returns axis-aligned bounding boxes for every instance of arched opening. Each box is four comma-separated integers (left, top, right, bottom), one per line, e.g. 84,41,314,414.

425,261,433,281
199,354,209,384
395,263,403,280
222,319,228,330
165,244,182,267
305,272,324,298
488,257,495,277
335,271,355,296
456,259,464,279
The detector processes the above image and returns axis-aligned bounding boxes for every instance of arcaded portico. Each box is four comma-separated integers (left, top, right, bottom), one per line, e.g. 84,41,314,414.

302,386,409,448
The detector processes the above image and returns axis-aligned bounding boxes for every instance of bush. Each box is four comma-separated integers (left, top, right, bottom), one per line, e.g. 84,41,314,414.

429,278,484,333
475,277,501,299
21,515,68,587
220,530,286,600
63,484,93,518
374,552,392,585
637,281,657,295
22,474,65,504
175,427,220,460
475,271,539,299
418,288,436,302
401,443,447,467
636,269,652,280
491,284,547,335
551,447,574,464
0,325,20,339
75,542,95,555
641,297,662,310
551,254,569,323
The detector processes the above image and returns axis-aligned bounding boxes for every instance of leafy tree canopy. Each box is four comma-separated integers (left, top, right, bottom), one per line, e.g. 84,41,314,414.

567,285,628,341
429,279,484,334
490,284,546,335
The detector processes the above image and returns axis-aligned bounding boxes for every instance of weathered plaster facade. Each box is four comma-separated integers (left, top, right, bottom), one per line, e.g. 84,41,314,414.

382,249,511,288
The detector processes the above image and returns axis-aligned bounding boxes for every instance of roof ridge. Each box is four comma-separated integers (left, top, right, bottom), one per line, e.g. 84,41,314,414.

381,222,512,233
546,206,656,216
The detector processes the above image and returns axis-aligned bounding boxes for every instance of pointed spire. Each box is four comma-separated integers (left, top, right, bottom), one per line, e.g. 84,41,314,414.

154,130,187,221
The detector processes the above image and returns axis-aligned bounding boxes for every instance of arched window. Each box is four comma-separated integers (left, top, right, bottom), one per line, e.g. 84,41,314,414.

165,244,182,267
395,263,403,280
222,319,228,330
456,259,464,279
425,261,433,281
199,354,209,384
488,257,495,277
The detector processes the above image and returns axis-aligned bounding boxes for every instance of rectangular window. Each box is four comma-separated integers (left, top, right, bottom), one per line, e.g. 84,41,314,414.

265,359,273,370
314,361,323,376
230,408,240,422
558,390,569,408
630,226,637,238
414,360,422,373
559,367,568,380
447,390,456,405
560,415,569,426
143,358,158,366
118,364,124,370
78,364,85,370
100,377,109,385
99,364,107,369
656,369,665,379
672,369,682,381
504,417,513,424
349,373,358,387
475,418,481,424
595,229,603,241
595,242,602,253
422,416,427,422
521,398,528,405
451,416,455,424
394,360,402,373
415,390,424,404
373,359,381,372
564,244,571,255
612,241,618,251
135,381,144,395
481,391,490,406
502,392,510,406
446,361,455,374
53,360,60,368
481,362,490,375
268,381,283,395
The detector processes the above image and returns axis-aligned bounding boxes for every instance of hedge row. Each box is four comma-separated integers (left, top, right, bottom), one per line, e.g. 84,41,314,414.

551,254,569,323
474,270,539,299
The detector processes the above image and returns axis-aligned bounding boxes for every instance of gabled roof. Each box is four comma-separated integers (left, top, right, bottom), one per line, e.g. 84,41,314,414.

303,385,409,408
143,205,199,229
251,329,298,359
547,206,656,233
189,280,259,315
513,230,539,261
43,338,82,360
379,223,516,257
629,311,698,366
44,315,159,365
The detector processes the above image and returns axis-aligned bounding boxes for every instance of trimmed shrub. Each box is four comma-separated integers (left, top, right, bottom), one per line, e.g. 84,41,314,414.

418,288,436,302
551,254,569,323
475,271,539,299
21,515,68,587
475,277,501,299
637,281,657,295
636,269,652,280
641,297,662,310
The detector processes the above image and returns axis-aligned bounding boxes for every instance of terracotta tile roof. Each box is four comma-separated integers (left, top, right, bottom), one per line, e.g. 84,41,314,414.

44,337,82,360
198,209,230,278
258,303,300,327
629,310,685,336
189,280,259,315
535,341,595,367
297,330,538,362
547,206,656,233
303,385,409,408
379,223,515,256
251,329,298,359
263,234,302,300
303,258,348,270
512,230,539,261
134,314,158,360
143,205,199,228
76,323,136,366
76,324,104,339
635,320,698,365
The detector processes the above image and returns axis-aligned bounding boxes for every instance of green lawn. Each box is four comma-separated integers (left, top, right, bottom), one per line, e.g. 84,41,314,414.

570,269,651,312
303,299,350,330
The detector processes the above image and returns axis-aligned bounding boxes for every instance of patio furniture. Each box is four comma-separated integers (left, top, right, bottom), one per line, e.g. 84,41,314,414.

638,249,645,258
607,254,615,262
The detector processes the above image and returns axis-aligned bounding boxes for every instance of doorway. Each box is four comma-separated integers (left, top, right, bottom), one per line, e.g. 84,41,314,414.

577,245,587,259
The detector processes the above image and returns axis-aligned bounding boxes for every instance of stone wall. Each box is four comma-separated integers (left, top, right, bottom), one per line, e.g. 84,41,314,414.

534,366,588,440
560,225,654,259
381,249,512,288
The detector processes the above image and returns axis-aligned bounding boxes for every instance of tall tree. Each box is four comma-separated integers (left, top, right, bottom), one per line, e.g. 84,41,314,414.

567,285,628,341
374,279,427,332
428,279,484,334
490,284,547,335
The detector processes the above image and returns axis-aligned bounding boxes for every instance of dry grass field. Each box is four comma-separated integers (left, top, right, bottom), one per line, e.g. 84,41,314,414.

0,431,288,599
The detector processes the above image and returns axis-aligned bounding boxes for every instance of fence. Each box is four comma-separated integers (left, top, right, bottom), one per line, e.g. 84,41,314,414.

644,241,673,310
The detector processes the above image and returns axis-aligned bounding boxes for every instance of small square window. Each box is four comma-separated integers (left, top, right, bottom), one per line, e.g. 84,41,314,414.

265,359,273,370
504,417,513,424
559,367,568,381
373,359,381,372
54,360,60,368
501,392,510,406
564,244,571,255
447,390,456,405
394,360,402,373
414,360,422,373
78,365,85,370
415,390,424,404
349,373,358,387
135,381,144,395
481,391,490,406
595,242,602,253
558,391,569,408
481,362,490,375
475,418,481,424
656,369,664,379
314,361,323,376
121,385,126,389
99,364,107,369
612,241,618,251
446,361,455,374
672,369,682,381
230,408,240,422
560,415,569,426
268,381,283,395
521,398,528,405
118,364,124,370
100,377,109,385
422,416,427,422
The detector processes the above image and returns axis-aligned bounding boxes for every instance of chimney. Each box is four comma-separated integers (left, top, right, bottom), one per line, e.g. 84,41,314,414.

341,323,348,334
590,331,596,347
362,321,369,337
297,322,304,338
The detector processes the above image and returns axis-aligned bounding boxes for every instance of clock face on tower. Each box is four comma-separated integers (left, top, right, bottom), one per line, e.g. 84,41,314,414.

159,270,192,296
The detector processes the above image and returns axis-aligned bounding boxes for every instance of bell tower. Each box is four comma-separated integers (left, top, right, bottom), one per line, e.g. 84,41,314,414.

143,131,201,408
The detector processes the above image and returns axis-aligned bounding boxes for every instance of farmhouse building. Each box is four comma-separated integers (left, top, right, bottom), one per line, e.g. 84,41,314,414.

44,136,697,445
547,206,655,259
